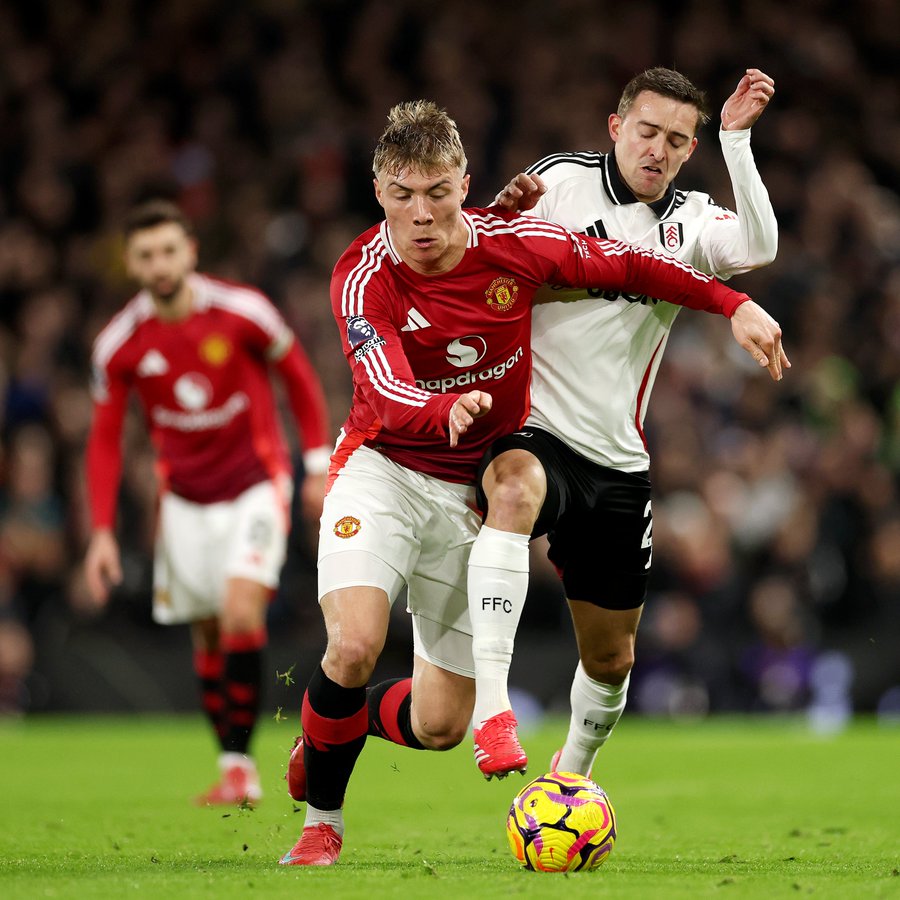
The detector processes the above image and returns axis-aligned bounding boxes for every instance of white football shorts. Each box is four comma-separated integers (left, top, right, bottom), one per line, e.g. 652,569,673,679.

152,477,291,625
318,445,479,677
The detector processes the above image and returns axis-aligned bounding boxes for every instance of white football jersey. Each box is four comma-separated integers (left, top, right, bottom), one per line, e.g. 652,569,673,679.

526,128,777,471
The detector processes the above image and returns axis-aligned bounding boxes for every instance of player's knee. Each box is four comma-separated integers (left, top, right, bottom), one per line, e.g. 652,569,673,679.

582,646,634,686
485,474,542,530
416,718,467,751
484,453,545,530
324,634,380,684
219,607,262,637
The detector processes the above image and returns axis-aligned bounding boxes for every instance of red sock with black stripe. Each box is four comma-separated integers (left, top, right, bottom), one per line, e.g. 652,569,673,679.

366,678,425,749
193,649,227,744
221,627,266,755
301,663,368,811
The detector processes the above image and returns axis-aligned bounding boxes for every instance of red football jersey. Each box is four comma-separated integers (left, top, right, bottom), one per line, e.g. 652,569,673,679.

330,207,746,484
87,273,331,528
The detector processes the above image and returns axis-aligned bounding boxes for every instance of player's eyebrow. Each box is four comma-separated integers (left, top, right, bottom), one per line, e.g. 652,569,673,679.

389,177,452,192
637,118,692,142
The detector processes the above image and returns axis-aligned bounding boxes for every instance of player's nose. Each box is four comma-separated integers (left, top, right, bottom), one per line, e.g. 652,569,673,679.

413,196,433,224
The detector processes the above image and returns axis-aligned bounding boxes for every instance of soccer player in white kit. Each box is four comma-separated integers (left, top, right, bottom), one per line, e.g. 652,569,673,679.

467,68,787,778
84,201,331,805
279,99,786,866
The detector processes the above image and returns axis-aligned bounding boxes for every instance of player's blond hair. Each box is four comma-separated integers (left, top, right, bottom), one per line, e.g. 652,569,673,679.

372,100,467,179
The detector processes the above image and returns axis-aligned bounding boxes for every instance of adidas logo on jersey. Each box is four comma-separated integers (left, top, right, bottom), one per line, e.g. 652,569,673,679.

401,308,431,332
137,349,169,377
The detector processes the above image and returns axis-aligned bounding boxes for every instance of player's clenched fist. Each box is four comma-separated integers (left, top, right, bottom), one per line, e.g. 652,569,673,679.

449,390,493,447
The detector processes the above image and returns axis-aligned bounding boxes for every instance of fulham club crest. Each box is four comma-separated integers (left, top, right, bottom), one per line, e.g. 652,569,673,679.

659,222,684,253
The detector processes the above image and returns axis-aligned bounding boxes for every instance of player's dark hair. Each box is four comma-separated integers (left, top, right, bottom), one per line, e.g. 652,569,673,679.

123,200,194,239
373,100,467,178
618,67,711,127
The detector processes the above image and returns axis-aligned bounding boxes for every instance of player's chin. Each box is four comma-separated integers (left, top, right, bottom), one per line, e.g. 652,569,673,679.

152,282,181,302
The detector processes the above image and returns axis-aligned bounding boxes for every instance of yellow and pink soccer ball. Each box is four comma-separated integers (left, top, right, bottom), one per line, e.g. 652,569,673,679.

506,771,616,872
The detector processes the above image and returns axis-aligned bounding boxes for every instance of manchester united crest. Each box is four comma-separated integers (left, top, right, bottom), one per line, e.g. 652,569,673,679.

199,334,232,366
334,515,361,539
485,276,519,312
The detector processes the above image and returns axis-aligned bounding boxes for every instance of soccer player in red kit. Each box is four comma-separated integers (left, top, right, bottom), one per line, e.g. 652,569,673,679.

84,200,331,806
279,100,784,866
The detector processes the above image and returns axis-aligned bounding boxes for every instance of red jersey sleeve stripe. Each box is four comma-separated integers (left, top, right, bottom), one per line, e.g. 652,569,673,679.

599,240,715,283
370,345,433,402
92,295,153,370
203,278,288,340
360,350,429,406
341,235,390,317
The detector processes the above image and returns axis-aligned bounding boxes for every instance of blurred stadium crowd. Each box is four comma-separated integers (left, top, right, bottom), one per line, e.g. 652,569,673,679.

1,0,898,722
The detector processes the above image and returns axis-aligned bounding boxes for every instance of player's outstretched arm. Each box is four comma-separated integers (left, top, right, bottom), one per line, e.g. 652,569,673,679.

721,68,774,131
300,472,327,522
449,390,493,447
730,300,790,382
84,528,123,605
493,173,548,213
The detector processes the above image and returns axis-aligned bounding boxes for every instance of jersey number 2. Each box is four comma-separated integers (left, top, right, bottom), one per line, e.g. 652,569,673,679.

641,501,653,569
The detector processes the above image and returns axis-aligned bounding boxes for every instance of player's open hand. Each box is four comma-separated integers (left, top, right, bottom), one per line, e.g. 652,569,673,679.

730,300,790,382
449,390,493,447
84,528,123,605
721,69,774,131
493,173,548,213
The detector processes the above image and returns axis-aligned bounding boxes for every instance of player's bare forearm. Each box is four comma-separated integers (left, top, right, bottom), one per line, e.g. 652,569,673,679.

300,472,327,522
730,300,791,381
449,390,493,447
84,528,123,605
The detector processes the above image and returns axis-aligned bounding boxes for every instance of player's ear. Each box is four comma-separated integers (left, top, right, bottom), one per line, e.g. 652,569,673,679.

684,136,699,161
186,237,199,270
460,173,470,202
608,113,622,143
373,177,385,209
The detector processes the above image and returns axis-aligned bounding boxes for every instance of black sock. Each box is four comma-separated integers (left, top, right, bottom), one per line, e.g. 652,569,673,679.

366,677,425,749
221,630,265,754
301,664,368,810
193,649,227,745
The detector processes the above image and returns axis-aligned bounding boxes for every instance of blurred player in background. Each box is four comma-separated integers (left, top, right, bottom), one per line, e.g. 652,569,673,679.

83,200,331,806
279,99,784,866
468,68,783,779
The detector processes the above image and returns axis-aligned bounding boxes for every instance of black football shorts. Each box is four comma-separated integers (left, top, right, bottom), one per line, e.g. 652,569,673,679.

476,427,652,609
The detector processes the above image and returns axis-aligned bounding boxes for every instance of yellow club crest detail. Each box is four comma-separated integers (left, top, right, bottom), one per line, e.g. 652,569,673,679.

334,516,361,539
199,334,232,366
485,276,519,312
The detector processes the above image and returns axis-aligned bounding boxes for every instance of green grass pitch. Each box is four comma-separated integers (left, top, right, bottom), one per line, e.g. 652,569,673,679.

2,715,897,899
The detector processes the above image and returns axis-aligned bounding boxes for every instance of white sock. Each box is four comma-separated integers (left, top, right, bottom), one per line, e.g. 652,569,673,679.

467,525,530,729
555,662,630,776
219,752,254,767
304,805,345,836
